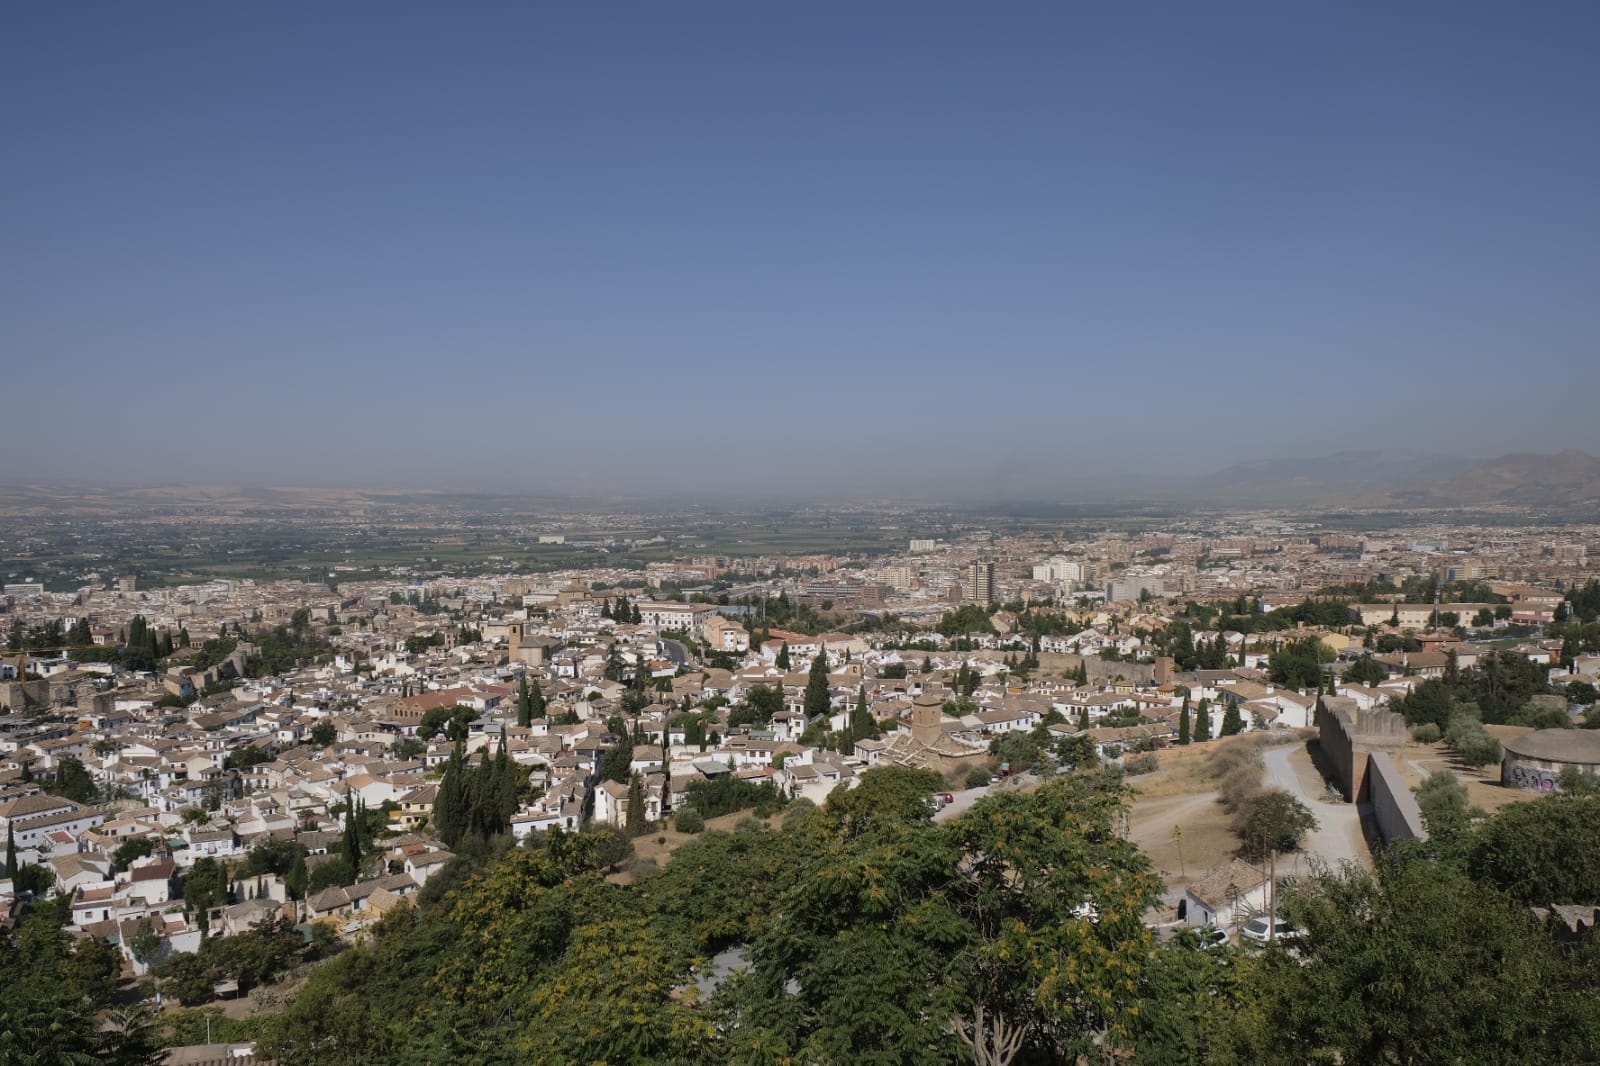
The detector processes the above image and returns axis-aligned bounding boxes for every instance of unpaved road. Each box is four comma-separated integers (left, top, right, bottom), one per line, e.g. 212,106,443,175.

1261,745,1368,872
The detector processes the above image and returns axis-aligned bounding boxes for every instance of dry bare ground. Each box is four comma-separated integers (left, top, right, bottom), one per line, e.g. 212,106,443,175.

1397,723,1541,815
606,808,783,885
1128,736,1267,895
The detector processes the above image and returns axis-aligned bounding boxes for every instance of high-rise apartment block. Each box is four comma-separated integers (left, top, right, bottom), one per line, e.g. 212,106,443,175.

966,561,995,605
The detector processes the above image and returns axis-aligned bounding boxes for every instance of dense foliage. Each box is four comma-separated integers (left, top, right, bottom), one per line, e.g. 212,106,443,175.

0,907,161,1064
242,762,1600,1065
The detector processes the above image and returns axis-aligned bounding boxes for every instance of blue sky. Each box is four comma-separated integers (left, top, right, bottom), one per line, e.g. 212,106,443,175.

5,3,1599,497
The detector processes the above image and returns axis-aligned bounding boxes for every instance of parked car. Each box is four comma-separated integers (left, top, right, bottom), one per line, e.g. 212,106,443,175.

1196,927,1230,950
941,793,954,805
1239,917,1303,944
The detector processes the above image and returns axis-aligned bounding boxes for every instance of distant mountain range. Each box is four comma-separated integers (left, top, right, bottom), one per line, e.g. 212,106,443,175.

1196,450,1476,500
6,449,1600,516
1196,449,1600,511
1392,450,1600,509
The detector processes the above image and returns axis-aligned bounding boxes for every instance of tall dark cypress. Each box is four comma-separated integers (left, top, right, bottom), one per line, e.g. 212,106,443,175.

342,800,362,882
494,741,517,829
849,685,874,740
625,772,646,837
517,674,532,728
435,744,466,848
804,647,831,720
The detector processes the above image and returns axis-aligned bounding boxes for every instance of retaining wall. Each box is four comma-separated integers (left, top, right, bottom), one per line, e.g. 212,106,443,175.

1037,653,1167,686
1368,751,1429,844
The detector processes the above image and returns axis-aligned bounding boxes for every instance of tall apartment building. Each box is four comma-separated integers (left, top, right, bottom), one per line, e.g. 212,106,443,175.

1031,557,1084,584
909,539,938,553
1108,576,1165,603
966,561,996,605
880,566,915,590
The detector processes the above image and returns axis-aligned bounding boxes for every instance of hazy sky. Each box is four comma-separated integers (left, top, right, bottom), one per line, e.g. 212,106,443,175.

6,3,1599,498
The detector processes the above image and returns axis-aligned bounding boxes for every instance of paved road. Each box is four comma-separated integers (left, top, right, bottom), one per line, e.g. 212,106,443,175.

660,638,691,667
932,772,1040,823
933,783,990,823
1260,745,1367,872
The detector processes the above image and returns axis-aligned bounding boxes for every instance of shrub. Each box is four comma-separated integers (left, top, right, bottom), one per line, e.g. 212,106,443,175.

1412,723,1443,744
965,766,992,789
1414,770,1480,839
580,825,634,871
1123,753,1159,776
684,776,784,819
673,807,705,834
782,797,817,828
1455,731,1503,768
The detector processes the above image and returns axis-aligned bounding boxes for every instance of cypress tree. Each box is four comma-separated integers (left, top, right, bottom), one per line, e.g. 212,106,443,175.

5,822,15,877
1079,704,1091,731
1221,703,1244,736
776,643,791,671
1195,698,1212,741
435,745,466,848
849,685,875,741
286,848,307,901
517,674,532,728
604,731,633,784
529,679,546,719
1178,702,1191,745
462,752,486,837
343,800,362,880
804,647,831,720
494,741,517,827
625,772,646,837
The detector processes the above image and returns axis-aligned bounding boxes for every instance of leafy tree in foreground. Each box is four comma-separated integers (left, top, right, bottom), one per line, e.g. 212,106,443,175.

736,770,1161,1064
1262,856,1600,1065
1469,794,1600,905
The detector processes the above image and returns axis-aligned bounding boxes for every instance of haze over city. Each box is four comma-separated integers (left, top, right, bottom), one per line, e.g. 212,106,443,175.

15,7,1600,1063
6,3,1600,497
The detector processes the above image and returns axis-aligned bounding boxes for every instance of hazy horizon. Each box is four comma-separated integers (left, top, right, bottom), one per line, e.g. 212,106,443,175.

7,4,1600,497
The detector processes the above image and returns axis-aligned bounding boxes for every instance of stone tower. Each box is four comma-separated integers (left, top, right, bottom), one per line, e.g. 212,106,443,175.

911,691,945,748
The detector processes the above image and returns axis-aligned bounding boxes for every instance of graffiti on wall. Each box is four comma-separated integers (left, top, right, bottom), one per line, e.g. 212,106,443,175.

1504,763,1558,792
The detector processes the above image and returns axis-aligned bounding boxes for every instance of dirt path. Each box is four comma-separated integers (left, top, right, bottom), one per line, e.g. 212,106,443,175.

1262,745,1368,871
1128,790,1232,889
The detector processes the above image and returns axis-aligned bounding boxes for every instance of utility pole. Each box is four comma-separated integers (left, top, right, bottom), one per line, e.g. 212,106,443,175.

1172,824,1185,880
